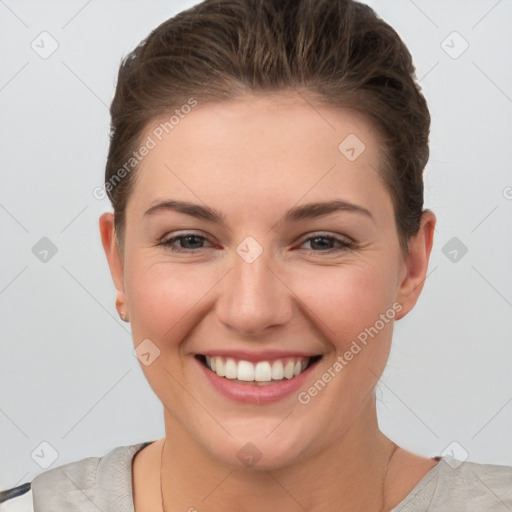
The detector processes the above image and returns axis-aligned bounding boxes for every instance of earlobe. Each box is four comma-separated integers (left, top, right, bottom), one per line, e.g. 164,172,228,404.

395,210,436,320
99,212,128,319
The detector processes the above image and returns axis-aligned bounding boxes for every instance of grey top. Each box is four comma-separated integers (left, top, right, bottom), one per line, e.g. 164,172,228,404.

1,441,512,511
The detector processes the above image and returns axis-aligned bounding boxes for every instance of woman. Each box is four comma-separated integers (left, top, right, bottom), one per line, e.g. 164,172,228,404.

2,0,511,510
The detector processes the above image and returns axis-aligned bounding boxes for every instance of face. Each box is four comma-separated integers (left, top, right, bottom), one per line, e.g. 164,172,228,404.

101,91,432,470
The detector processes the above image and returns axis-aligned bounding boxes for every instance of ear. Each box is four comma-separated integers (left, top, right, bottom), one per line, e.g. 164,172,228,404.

99,212,128,318
395,210,436,320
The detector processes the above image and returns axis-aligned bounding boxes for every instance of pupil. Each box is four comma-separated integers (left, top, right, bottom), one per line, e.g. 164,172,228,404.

183,236,202,248
312,237,331,250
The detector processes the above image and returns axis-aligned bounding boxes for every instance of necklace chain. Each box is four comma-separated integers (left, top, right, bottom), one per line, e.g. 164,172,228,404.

379,442,398,512
160,438,398,512
160,439,166,512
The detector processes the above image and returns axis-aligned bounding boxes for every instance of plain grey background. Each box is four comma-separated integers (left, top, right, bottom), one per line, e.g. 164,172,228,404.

1,0,511,489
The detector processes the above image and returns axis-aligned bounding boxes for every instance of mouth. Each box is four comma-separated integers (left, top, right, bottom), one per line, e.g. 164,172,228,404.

195,354,323,386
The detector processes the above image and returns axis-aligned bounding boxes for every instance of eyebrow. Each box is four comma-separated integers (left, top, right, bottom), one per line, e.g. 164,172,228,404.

143,199,373,224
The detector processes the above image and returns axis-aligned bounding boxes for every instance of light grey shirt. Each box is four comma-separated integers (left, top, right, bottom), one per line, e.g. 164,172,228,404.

1,441,511,511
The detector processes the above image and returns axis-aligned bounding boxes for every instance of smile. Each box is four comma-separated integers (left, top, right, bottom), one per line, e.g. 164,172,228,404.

196,354,322,384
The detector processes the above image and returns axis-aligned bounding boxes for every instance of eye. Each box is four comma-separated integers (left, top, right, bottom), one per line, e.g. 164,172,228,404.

160,232,212,252
159,232,354,254
300,234,354,253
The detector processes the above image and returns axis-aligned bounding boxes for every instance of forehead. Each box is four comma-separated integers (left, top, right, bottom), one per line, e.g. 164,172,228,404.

127,91,392,221
145,91,382,158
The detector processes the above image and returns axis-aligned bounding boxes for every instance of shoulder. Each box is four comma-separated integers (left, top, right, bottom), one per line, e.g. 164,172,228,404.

438,456,512,509
394,455,512,511
0,441,153,512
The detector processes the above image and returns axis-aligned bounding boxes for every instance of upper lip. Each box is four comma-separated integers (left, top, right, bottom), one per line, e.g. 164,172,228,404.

194,350,322,362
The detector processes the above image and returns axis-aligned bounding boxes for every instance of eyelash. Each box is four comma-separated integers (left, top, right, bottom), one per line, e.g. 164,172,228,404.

160,232,354,254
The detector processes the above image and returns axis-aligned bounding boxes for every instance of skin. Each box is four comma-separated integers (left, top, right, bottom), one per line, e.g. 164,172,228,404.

100,90,437,511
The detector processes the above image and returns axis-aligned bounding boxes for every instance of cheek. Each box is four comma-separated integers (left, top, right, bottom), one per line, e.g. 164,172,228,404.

288,258,400,349
124,260,223,407
125,257,224,345
126,253,400,345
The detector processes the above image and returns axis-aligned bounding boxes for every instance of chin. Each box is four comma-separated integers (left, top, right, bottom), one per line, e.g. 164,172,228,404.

202,427,312,472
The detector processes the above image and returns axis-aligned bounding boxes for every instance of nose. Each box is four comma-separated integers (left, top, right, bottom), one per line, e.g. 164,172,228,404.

215,245,293,337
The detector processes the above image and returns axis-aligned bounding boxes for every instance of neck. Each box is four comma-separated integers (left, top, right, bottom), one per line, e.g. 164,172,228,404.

160,395,397,512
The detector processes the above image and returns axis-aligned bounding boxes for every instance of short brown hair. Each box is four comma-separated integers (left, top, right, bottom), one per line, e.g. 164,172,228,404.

105,0,430,254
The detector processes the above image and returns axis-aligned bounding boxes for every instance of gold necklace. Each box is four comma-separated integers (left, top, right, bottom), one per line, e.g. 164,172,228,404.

160,439,398,512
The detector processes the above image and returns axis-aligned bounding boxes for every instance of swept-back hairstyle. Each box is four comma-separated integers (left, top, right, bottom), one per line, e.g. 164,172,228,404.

105,0,430,254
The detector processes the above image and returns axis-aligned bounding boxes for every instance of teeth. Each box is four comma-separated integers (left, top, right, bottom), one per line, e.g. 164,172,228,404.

203,356,312,382
224,358,237,379
271,360,284,380
214,357,225,377
284,360,294,379
254,361,272,382
237,360,255,381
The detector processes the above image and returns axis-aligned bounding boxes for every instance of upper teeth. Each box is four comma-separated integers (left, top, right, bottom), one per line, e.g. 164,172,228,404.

204,356,309,382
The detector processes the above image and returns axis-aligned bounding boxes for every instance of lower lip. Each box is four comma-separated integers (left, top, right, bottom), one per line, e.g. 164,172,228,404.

195,356,320,404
